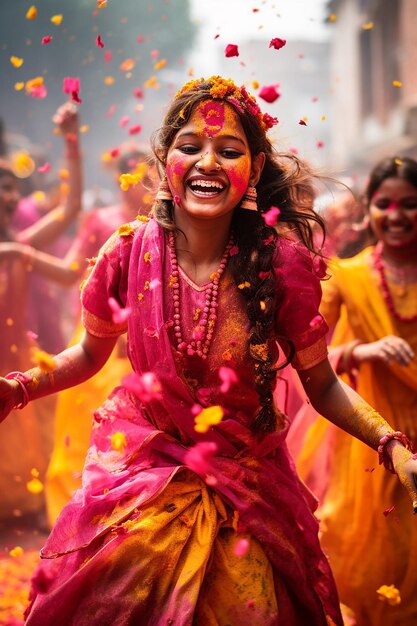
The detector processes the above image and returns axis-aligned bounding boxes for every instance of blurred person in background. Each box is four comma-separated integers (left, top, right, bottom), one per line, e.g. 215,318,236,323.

0,101,82,524
290,156,417,626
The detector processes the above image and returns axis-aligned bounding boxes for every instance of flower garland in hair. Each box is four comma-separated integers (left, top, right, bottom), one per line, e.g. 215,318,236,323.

175,76,278,131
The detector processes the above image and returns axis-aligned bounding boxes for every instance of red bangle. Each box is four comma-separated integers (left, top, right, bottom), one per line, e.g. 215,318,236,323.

378,431,414,473
4,371,32,409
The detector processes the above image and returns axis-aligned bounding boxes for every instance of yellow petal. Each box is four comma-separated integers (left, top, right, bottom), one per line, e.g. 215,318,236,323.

26,6,38,20
26,477,44,494
15,82,25,91
111,431,127,451
50,14,63,25
9,546,24,557
10,56,24,68
194,405,224,433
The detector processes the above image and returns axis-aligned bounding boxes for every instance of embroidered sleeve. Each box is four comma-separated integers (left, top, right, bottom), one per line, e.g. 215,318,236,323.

81,229,132,338
274,239,329,370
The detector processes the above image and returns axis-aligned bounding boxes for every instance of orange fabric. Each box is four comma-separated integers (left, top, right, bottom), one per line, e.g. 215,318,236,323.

296,247,417,626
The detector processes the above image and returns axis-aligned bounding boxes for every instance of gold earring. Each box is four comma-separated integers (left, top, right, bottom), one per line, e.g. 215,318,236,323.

155,176,173,201
241,185,257,211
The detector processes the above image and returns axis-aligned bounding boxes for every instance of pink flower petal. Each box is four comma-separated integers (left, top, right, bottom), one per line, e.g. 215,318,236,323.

269,37,286,50
218,366,238,393
225,43,239,58
184,441,218,477
262,206,280,226
108,296,131,324
104,50,112,63
37,162,51,173
129,124,142,135
119,116,129,127
258,84,280,103
134,87,143,98
42,36,53,45
383,505,395,517
122,371,162,402
233,537,250,557
309,314,322,328
96,34,104,48
29,85,48,99
299,119,307,126
104,104,116,118
63,76,80,95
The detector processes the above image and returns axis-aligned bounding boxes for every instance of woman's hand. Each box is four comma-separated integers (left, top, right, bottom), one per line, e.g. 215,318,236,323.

0,378,21,423
353,335,415,367
389,442,417,512
52,101,79,137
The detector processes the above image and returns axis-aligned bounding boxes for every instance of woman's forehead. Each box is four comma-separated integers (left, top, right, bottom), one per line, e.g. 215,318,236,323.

182,100,246,139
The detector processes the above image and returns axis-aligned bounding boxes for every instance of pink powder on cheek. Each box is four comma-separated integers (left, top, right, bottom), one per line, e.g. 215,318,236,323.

227,161,251,196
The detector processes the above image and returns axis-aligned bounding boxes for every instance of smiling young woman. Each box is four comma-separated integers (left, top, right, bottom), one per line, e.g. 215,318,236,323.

1,79,417,626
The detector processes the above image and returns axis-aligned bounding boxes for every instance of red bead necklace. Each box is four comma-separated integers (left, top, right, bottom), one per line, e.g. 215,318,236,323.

168,231,234,358
373,245,417,323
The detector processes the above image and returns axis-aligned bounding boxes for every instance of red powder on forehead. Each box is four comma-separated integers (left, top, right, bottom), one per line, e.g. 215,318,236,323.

199,101,225,137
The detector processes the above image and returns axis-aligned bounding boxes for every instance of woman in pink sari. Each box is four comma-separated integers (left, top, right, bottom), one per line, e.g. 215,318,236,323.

0,77,416,626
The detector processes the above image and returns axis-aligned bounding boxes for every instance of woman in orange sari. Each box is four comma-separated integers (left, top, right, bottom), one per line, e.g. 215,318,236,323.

294,156,417,626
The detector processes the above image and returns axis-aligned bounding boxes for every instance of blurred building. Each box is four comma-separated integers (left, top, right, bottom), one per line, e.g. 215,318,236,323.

326,0,417,178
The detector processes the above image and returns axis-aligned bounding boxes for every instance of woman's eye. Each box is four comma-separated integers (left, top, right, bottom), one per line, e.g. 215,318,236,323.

374,200,389,210
178,145,199,154
221,149,242,159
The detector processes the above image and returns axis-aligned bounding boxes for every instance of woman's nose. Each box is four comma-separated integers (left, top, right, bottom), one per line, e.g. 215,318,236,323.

196,150,221,172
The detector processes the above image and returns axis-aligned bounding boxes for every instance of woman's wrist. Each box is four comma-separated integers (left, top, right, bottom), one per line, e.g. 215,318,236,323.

378,431,414,473
4,371,32,409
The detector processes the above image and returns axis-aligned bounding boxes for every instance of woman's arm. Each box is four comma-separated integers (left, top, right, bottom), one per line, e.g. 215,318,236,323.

16,102,82,249
298,357,417,509
0,330,118,421
0,241,85,285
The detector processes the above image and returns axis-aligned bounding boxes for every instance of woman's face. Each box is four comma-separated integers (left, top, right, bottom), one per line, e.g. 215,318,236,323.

166,100,264,223
0,173,20,234
368,176,417,256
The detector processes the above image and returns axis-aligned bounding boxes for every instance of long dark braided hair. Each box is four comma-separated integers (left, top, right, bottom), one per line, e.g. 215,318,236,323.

151,78,325,434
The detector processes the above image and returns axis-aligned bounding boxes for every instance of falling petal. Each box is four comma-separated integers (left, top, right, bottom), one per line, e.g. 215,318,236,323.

233,537,250,557
269,37,286,50
258,84,280,103
122,371,162,402
194,405,224,433
108,296,131,324
184,441,218,476
262,205,280,226
225,44,239,58
218,366,238,393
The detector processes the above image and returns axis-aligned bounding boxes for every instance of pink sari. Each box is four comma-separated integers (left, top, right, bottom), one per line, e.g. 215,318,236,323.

25,218,342,626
